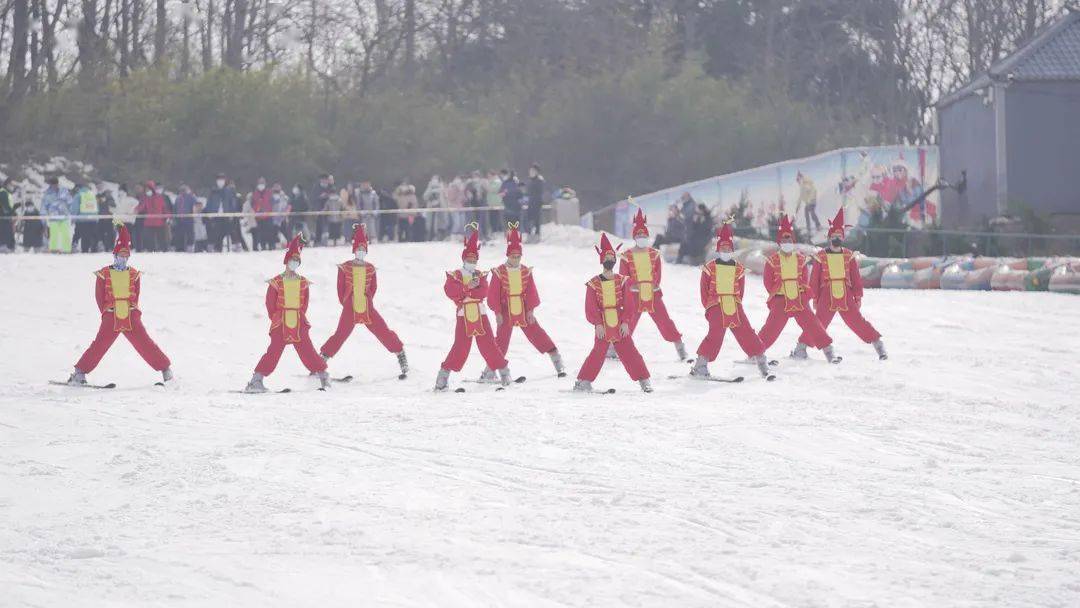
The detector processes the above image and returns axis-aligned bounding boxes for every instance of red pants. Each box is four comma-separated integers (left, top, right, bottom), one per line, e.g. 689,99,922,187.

441,316,508,372
757,297,832,351
255,327,328,376
799,305,881,344
696,306,765,361
626,292,682,342
320,307,404,358
577,336,650,382
496,320,556,356
75,312,171,373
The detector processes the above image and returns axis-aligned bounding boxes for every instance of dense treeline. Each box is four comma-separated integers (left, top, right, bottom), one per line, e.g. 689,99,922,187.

0,0,1061,209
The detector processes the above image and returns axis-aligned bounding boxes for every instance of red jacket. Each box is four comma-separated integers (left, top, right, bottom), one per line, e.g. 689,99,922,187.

487,264,541,325
136,194,170,227
585,273,630,342
763,251,813,313
808,248,863,312
251,189,273,219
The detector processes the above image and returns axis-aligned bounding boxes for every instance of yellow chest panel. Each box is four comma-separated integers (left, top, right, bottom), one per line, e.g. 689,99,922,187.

460,272,480,322
632,251,654,301
713,264,738,316
826,253,847,299
283,278,301,328
352,265,368,314
779,254,799,300
600,280,619,328
109,270,131,319
507,268,524,316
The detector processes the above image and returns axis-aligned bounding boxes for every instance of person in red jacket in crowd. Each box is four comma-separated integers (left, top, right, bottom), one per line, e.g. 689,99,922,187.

435,229,515,391
690,220,775,381
793,208,887,360
250,177,275,251
480,222,565,381
619,208,688,361
574,233,652,393
245,234,330,392
756,215,840,363
135,180,171,252
319,223,409,376
67,223,173,386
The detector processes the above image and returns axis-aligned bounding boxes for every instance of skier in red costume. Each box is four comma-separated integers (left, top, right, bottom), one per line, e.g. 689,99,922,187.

690,220,775,380
793,208,887,360
67,222,173,386
319,223,409,376
435,229,515,391
245,234,330,392
574,233,652,393
480,222,565,381
755,215,841,363
619,208,688,361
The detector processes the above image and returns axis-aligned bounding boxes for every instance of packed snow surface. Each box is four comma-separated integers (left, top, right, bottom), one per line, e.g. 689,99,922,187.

2,232,1079,607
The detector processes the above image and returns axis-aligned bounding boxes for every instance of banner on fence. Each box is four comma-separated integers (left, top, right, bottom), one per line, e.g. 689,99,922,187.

612,145,940,240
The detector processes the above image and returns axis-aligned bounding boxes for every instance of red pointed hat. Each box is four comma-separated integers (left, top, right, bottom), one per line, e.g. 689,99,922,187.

827,208,850,239
505,222,523,256
351,223,369,252
595,232,621,262
715,218,735,251
461,228,481,260
113,221,132,256
632,208,649,238
283,233,306,265
776,214,795,242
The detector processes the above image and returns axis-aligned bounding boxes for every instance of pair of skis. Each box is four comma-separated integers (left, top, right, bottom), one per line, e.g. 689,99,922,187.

48,380,169,390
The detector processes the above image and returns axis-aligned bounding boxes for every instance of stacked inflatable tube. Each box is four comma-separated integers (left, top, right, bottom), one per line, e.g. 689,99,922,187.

1049,260,1080,294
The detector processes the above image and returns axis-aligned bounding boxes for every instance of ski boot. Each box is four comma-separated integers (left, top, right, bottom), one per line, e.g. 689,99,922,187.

549,350,566,377
823,345,841,364
245,373,268,393
790,342,808,360
478,367,497,383
674,341,688,361
873,339,888,360
639,378,654,393
497,367,512,387
434,368,450,392
396,350,409,374
317,371,331,390
161,368,174,383
754,355,776,381
67,369,87,386
573,379,593,392
690,355,710,378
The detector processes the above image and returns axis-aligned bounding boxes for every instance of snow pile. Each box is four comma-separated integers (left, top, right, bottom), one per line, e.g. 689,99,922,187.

2,239,1079,606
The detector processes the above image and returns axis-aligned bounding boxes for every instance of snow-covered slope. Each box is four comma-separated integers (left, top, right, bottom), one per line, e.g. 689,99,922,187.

2,236,1079,607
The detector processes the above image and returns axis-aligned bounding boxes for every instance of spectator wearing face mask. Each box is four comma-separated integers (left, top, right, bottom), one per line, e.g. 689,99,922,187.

172,184,198,252
289,183,310,241
250,177,275,251
135,181,171,252
203,173,233,252
42,176,74,253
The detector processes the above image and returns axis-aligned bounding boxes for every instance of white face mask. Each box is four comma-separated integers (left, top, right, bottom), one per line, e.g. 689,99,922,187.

634,237,649,248
780,243,795,254
216,180,226,188
113,255,129,269
718,251,734,262
354,250,366,262
287,260,300,272
462,262,477,273
257,184,266,191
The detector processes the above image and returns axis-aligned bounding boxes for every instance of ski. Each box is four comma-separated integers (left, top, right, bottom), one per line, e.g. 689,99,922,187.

49,380,116,390
229,388,292,394
668,374,744,384
734,358,779,367
462,376,527,385
334,375,354,383
562,388,616,395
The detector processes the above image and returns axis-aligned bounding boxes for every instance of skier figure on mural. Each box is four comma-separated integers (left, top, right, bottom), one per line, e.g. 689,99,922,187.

793,208,887,360
66,222,174,387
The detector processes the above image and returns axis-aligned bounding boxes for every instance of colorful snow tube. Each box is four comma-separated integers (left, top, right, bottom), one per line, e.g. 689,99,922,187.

857,257,891,289
990,265,1028,291
880,262,916,289
940,260,995,290
1049,262,1080,294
